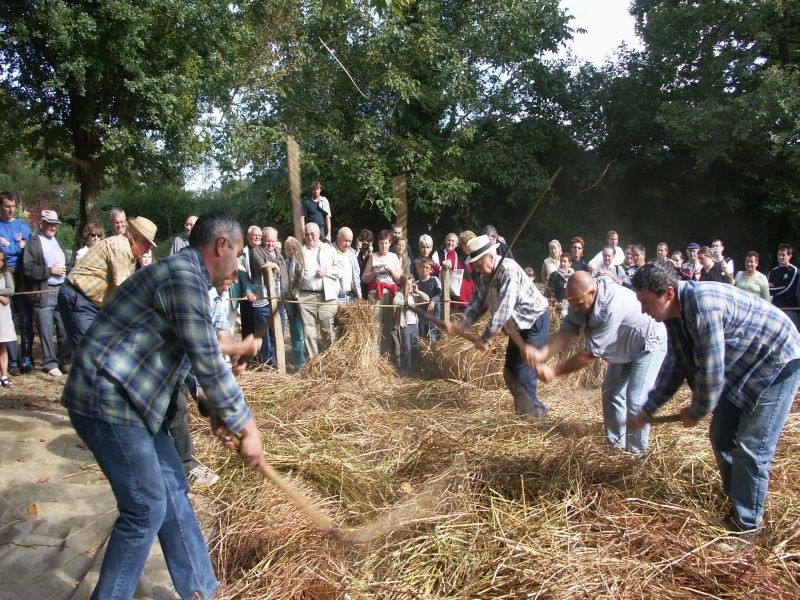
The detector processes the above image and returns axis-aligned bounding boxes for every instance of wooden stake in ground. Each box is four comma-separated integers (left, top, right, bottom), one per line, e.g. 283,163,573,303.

287,136,303,241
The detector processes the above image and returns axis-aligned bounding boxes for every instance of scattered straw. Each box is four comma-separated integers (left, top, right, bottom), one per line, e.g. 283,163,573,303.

187,305,800,599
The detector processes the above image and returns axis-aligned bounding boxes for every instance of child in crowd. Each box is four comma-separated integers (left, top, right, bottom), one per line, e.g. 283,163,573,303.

393,275,429,377
0,250,15,388
395,238,412,277
415,257,442,341
546,253,573,318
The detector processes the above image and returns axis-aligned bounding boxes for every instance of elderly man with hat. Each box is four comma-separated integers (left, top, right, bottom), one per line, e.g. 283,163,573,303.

23,209,72,376
57,214,157,350
447,234,551,418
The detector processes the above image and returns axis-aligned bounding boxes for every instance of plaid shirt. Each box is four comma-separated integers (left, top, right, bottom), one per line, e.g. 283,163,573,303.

461,258,548,341
644,280,800,419
67,234,137,307
61,247,252,435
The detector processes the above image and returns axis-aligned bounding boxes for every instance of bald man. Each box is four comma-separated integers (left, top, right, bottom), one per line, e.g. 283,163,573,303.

528,272,667,453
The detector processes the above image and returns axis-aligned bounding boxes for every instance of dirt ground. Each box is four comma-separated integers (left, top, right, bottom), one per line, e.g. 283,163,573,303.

0,373,186,600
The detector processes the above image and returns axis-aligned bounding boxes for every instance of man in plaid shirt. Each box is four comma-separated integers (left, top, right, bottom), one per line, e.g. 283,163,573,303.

630,261,800,534
61,211,264,599
448,234,550,417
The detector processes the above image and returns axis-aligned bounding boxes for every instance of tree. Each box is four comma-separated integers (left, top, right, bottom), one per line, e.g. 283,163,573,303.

215,0,576,234
630,0,800,245
0,0,247,241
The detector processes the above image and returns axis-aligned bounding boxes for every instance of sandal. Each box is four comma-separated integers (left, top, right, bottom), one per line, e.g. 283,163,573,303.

1,377,12,388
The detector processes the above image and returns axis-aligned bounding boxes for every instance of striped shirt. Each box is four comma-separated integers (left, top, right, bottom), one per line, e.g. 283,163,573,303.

61,247,251,435
644,280,800,419
67,234,137,307
461,258,548,342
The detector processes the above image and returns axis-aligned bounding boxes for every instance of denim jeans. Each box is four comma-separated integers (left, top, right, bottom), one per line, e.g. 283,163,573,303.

68,411,218,600
504,311,550,417
9,292,33,368
286,305,306,368
399,323,419,376
57,282,100,350
708,359,800,531
601,348,666,454
252,303,275,365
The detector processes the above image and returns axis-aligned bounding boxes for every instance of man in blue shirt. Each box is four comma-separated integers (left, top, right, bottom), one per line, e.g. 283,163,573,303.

61,211,265,599
0,191,33,374
630,261,800,534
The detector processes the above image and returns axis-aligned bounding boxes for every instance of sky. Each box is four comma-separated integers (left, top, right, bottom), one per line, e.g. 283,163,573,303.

559,0,642,65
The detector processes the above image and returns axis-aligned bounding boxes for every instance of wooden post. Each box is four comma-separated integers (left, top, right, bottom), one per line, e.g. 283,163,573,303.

287,136,303,241
392,174,408,231
442,268,451,322
266,267,286,375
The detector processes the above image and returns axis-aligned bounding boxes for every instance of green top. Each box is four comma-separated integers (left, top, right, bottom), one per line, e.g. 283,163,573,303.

734,271,770,301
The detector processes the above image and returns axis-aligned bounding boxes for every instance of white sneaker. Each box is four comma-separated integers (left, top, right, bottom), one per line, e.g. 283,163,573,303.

187,464,219,486
48,368,63,377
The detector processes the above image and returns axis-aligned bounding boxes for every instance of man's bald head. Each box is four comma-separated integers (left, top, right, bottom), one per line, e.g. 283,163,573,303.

566,271,597,314
567,270,595,296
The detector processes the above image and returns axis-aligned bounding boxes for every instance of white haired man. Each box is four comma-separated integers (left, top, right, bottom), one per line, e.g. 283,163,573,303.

290,223,338,356
332,226,362,303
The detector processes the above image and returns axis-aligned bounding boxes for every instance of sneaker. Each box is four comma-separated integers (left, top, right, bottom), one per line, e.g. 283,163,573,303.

187,464,219,486
47,367,64,377
20,358,32,374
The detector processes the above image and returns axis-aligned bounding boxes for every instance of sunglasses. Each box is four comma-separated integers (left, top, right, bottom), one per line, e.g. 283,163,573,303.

90,233,101,238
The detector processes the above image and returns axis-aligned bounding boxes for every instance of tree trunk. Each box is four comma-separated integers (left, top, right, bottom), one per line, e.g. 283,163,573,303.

75,160,103,258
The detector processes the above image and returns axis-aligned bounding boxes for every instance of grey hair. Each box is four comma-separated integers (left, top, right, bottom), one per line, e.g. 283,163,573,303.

110,207,126,221
548,239,561,251
262,226,278,239
482,225,498,237
419,234,433,247
247,225,261,236
631,261,678,294
304,222,320,234
189,211,242,248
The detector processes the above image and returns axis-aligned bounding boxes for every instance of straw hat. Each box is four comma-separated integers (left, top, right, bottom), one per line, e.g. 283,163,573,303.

127,216,158,247
40,210,61,224
465,234,499,264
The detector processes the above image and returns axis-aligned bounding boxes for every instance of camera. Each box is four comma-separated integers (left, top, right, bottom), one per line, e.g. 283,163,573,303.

360,242,370,251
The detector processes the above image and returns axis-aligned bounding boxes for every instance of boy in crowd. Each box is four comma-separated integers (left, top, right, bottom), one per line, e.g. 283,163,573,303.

393,275,429,377
415,257,442,341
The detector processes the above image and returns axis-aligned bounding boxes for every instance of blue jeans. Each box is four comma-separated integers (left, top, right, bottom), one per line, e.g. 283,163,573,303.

9,292,33,368
252,304,275,365
286,305,306,368
399,323,419,376
708,359,800,531
601,348,666,454
57,282,100,350
68,411,218,600
504,311,549,417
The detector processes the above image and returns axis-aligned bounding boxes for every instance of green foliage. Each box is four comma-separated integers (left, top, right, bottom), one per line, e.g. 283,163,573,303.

101,186,197,242
215,0,576,233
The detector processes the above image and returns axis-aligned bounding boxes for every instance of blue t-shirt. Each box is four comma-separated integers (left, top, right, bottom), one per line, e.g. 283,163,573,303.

0,218,32,269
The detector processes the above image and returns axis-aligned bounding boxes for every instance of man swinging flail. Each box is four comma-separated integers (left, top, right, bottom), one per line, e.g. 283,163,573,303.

446,234,550,418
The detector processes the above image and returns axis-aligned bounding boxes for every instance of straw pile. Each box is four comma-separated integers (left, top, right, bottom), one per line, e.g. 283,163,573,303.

190,303,800,599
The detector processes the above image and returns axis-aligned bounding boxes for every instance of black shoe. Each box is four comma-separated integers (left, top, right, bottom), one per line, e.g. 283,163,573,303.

8,365,20,376
19,357,33,374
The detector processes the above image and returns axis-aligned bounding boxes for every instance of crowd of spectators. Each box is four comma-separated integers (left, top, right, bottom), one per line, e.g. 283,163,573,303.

3,188,800,388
